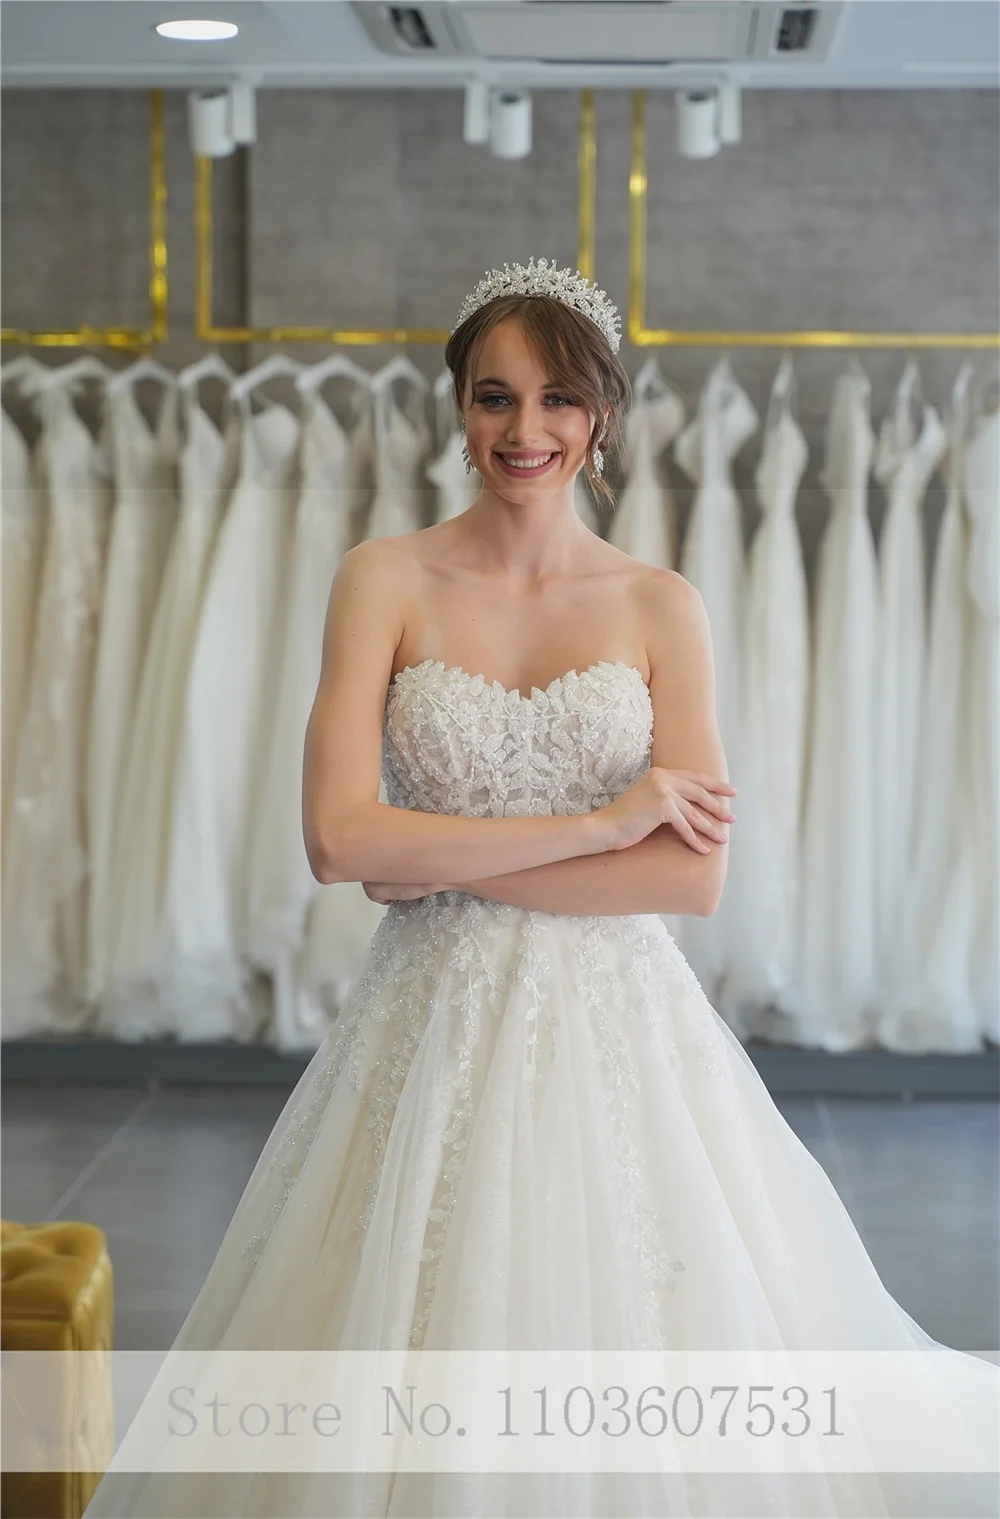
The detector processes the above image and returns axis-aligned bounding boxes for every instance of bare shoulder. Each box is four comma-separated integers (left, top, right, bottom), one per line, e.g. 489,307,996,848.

337,532,425,596
632,565,707,662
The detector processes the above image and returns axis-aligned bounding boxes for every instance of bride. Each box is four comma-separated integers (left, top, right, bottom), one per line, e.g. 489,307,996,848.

83,261,997,1518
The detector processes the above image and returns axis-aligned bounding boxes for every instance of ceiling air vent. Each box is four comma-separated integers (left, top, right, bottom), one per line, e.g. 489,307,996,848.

388,6,436,51
776,7,818,52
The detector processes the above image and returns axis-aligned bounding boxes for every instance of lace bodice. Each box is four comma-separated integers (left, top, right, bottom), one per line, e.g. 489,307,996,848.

382,658,653,818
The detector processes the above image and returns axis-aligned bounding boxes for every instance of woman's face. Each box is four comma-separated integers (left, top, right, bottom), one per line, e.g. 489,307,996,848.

462,317,596,497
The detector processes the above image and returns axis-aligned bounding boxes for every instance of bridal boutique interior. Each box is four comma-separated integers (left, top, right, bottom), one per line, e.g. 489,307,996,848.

1,0,998,1380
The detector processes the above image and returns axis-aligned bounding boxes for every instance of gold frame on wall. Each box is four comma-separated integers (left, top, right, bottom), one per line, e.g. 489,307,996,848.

628,89,1000,350
0,90,168,353
196,90,599,345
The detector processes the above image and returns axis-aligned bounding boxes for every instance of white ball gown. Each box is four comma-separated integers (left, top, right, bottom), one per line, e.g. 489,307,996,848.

84,378,181,1005
2,379,113,1033
82,658,997,1518
870,362,948,1032
100,388,237,1037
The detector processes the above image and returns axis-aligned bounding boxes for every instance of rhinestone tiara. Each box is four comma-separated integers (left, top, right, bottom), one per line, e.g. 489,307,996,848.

451,256,622,353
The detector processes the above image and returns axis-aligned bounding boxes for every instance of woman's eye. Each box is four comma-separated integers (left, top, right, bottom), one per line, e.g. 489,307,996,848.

478,394,509,407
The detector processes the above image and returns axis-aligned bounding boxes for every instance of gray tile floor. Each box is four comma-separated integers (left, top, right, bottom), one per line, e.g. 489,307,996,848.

3,1084,997,1355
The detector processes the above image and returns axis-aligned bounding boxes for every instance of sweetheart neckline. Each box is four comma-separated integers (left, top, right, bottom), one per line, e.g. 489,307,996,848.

388,657,651,705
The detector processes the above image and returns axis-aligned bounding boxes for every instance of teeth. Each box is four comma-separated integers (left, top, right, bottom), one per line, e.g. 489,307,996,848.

499,453,556,469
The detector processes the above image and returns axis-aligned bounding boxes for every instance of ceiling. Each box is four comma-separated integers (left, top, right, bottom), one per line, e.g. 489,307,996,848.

2,1,998,89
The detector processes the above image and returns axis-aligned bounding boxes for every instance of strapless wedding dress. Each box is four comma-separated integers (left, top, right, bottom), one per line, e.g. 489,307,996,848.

82,659,998,1517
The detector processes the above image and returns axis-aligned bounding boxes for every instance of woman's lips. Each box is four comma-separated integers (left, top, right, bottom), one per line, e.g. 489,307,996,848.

492,450,561,478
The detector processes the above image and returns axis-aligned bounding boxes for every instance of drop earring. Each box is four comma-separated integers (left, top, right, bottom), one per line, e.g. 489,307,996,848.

592,435,606,478
460,424,472,475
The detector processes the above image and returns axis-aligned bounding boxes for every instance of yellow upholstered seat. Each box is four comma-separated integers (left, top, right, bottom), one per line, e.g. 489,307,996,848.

1,1220,114,1518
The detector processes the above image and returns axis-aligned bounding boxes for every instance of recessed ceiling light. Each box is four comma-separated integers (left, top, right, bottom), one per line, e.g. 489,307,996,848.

155,19,239,42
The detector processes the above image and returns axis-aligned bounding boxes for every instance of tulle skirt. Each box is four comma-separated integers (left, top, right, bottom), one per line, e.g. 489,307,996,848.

84,893,999,1517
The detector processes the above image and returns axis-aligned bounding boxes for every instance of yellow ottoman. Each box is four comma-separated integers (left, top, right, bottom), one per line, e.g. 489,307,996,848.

1,1220,114,1519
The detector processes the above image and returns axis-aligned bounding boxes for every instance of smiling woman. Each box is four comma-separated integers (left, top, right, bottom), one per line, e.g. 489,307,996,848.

445,286,631,511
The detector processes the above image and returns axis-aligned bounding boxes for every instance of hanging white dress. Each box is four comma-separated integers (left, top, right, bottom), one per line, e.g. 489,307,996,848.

82,658,1000,1519
2,381,112,1033
871,362,948,1023
668,358,758,1013
876,365,981,1051
785,362,879,1049
364,382,432,540
158,396,300,1041
246,386,383,1053
1,406,47,867
99,391,237,1039
722,357,811,1030
606,359,684,567
428,430,481,523
83,380,180,1005
961,394,999,1043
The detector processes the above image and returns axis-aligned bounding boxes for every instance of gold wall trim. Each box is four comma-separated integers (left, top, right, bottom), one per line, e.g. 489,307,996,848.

197,90,599,346
628,90,1000,351
1,90,168,353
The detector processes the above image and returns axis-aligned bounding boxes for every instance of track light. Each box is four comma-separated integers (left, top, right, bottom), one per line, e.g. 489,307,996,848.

675,88,721,159
187,81,257,157
490,89,532,160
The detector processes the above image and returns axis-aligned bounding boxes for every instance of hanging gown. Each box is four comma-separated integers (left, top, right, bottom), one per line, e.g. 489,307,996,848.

157,396,300,1041
2,381,113,1034
81,658,999,1519
786,362,880,1050
669,358,759,1012
427,429,481,523
1,405,46,869
607,362,684,568
722,357,810,1030
961,396,999,1044
245,386,379,1053
364,383,432,540
871,362,948,1022
83,380,180,1005
99,391,237,1039
876,365,981,1051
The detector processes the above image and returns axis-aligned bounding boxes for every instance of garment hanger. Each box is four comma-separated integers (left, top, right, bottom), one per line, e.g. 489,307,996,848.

177,353,236,390
106,356,176,395
370,352,429,392
633,356,668,403
1,355,48,387
229,352,304,403
296,352,372,394
20,353,113,396
764,352,797,434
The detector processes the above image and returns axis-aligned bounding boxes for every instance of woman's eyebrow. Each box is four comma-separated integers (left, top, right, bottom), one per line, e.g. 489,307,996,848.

472,377,562,390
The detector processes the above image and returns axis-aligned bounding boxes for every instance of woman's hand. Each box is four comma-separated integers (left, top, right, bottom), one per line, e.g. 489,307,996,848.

599,767,737,854
362,881,451,905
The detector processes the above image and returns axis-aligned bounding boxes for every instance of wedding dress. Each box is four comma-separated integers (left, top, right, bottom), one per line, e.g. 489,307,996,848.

100,389,237,1038
1,405,46,869
877,365,981,1051
787,362,880,1050
364,380,432,540
2,379,112,1033
84,378,180,1004
871,362,947,1023
721,358,810,1032
606,358,684,568
246,384,377,1052
671,358,759,1014
428,430,481,523
82,657,998,1518
158,394,300,1040
961,391,999,1043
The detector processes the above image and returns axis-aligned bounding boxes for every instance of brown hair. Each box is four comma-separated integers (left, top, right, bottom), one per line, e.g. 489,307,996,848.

444,292,631,513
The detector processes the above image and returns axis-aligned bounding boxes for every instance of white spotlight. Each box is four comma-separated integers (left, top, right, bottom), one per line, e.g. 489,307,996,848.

490,89,532,160
675,89,721,159
156,19,239,41
464,79,490,145
188,88,235,157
